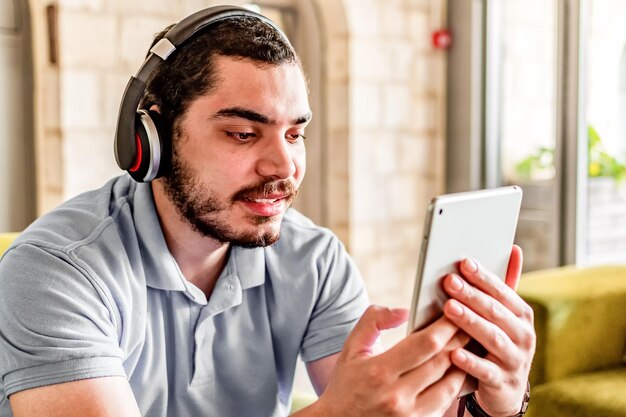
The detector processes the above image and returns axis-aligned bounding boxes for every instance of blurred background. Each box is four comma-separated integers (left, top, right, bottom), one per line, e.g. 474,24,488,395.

3,0,626,396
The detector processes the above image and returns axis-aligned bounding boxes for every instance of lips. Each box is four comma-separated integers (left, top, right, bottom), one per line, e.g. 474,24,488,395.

232,180,297,217
245,193,287,203
239,194,291,217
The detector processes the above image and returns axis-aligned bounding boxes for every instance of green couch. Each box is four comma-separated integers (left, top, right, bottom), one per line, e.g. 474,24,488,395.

0,233,19,255
518,265,626,417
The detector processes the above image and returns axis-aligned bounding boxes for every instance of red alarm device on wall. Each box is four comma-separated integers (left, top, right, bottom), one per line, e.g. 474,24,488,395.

432,28,452,49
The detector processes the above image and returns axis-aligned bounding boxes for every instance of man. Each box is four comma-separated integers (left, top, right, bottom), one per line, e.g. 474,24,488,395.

0,7,535,417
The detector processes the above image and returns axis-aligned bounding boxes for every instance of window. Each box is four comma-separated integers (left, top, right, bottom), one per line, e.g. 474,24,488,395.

447,0,626,270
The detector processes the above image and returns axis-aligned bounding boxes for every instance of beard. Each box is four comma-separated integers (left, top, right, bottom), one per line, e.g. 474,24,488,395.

161,145,298,248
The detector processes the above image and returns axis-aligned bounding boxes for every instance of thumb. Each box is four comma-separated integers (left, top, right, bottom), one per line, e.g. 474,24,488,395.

342,305,409,361
505,244,523,291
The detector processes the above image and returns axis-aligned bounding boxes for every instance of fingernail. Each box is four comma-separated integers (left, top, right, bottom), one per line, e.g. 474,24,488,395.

448,300,464,317
455,350,468,363
449,275,463,291
464,259,478,272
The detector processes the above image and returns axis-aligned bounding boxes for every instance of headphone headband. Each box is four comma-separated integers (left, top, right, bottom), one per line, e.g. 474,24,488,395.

114,5,290,181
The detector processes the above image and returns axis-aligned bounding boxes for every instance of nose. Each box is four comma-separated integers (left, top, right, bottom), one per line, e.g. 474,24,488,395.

255,134,298,180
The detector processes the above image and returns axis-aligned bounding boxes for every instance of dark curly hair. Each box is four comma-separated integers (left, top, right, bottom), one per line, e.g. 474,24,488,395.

141,16,300,139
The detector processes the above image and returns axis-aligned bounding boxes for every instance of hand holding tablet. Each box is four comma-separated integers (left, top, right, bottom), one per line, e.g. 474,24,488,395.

314,186,535,416
403,186,534,415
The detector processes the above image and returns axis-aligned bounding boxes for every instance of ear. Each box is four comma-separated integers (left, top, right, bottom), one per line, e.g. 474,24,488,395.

149,104,161,114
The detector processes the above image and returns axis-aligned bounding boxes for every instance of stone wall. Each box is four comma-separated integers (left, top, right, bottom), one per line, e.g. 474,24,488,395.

342,0,447,337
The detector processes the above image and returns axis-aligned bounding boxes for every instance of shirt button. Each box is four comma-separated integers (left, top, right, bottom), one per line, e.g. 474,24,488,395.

228,285,234,290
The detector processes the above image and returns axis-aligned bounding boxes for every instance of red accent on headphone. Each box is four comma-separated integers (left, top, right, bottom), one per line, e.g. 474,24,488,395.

129,132,143,172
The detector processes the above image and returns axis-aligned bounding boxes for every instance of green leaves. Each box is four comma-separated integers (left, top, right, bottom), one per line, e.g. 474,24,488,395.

514,147,555,181
514,125,626,181
587,126,626,180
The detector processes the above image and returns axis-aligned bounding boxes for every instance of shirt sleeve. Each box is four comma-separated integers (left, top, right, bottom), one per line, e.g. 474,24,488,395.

299,236,369,362
0,244,125,397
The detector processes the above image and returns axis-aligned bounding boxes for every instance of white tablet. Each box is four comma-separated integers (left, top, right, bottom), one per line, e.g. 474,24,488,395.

407,186,523,333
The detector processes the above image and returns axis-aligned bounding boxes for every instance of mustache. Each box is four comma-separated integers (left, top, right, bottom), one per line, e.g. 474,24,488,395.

231,179,298,201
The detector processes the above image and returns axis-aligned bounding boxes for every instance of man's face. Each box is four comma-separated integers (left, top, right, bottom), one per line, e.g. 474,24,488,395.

160,55,311,247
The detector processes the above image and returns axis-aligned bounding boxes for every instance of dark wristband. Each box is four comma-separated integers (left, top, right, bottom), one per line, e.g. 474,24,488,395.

462,381,530,417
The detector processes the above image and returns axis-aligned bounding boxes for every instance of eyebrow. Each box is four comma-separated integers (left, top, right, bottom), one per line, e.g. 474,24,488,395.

212,107,312,125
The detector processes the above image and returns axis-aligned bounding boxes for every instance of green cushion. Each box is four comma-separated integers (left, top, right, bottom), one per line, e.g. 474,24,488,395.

0,232,19,256
290,392,317,413
525,368,626,417
518,266,626,386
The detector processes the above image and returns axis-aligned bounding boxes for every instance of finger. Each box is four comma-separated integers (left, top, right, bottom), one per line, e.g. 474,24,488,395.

450,347,504,389
413,366,467,417
342,305,409,361
458,258,527,317
452,348,530,416
377,316,460,374
442,274,528,345
505,245,523,291
397,331,470,396
442,299,520,368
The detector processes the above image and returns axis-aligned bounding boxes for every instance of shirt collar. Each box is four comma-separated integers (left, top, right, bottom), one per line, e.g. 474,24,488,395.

133,180,187,292
230,245,266,290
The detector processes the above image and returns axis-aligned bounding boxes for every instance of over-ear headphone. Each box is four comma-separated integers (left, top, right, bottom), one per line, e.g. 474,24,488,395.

114,5,289,182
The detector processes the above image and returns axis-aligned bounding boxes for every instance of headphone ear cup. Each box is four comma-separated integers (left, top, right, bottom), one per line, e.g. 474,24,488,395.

127,115,150,182
128,109,167,182
147,109,171,179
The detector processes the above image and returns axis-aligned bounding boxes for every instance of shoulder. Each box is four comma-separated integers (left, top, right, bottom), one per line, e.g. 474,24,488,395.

1,175,146,327
12,175,137,252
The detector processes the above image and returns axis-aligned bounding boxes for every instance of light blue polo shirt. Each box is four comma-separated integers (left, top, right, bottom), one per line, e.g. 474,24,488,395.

0,175,368,417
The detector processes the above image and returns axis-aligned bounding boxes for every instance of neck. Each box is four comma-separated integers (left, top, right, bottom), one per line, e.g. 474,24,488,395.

151,180,230,298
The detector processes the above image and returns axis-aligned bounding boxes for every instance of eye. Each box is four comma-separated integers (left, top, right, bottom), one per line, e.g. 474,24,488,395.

286,133,306,143
225,131,257,142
